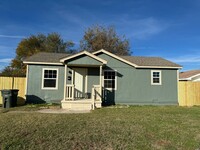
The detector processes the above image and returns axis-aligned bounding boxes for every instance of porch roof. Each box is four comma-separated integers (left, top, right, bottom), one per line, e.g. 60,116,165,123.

60,51,107,66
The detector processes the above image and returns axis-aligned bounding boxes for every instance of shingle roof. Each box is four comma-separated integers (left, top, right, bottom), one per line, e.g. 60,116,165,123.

179,70,200,79
24,52,181,68
120,56,181,67
24,52,71,63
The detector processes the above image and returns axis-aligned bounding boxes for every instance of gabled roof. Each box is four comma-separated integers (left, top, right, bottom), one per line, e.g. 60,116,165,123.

179,70,200,80
60,50,107,64
23,49,182,69
93,49,182,69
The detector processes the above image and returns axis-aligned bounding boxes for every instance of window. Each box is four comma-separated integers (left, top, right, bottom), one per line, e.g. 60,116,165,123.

151,70,161,85
103,70,117,90
42,68,58,89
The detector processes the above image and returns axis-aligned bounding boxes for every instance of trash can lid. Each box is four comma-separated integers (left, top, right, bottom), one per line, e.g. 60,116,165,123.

11,89,19,92
1,90,11,95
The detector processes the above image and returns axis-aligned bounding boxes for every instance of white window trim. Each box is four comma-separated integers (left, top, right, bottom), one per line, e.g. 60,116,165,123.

42,68,59,90
103,70,117,90
151,70,162,85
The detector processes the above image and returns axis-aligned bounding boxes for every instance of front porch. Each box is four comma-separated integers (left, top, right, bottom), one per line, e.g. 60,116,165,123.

61,84,102,110
59,51,107,110
61,99,102,110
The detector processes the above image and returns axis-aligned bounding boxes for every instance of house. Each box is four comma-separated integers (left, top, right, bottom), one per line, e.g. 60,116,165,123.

23,49,182,110
179,70,200,81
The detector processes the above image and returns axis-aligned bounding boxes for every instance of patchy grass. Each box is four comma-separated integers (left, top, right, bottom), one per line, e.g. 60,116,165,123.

0,103,60,113
0,106,200,149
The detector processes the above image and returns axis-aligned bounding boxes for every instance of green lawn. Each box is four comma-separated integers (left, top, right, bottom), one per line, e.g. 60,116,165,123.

0,106,200,150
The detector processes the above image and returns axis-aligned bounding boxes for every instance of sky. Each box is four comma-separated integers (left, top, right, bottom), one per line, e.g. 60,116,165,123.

0,0,200,72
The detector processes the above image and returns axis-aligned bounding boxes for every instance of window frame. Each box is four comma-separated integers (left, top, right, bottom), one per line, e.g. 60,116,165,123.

42,68,59,90
151,70,162,85
103,70,117,90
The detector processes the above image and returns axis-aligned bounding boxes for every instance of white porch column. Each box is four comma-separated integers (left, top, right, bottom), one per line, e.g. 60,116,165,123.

99,65,103,101
63,64,67,100
25,65,29,96
71,69,74,101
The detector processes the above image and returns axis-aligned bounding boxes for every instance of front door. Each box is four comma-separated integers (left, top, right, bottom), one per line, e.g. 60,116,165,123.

102,70,116,106
103,89,115,106
73,68,87,98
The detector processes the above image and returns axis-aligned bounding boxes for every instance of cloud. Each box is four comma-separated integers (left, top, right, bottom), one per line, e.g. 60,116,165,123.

168,55,200,63
0,58,12,63
0,45,15,50
132,18,169,39
0,34,25,39
167,53,200,71
50,2,169,40
0,58,11,72
110,17,170,40
52,2,94,28
0,46,16,58
0,66,5,72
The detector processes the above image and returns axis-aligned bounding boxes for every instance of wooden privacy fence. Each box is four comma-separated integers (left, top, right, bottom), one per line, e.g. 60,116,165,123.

178,81,200,106
0,77,26,105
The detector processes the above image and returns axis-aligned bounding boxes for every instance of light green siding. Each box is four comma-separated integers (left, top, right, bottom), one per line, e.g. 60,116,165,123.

97,53,178,105
27,52,178,105
87,68,100,95
27,65,65,103
67,55,103,66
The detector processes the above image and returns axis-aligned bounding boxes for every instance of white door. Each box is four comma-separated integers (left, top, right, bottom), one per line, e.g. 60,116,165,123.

73,68,87,98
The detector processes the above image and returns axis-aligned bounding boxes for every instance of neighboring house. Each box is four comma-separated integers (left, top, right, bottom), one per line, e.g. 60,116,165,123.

179,70,200,81
23,49,182,110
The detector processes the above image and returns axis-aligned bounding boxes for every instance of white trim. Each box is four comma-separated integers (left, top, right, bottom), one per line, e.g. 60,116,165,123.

99,65,103,101
93,49,182,69
93,49,138,68
103,69,117,90
136,66,182,69
64,65,67,99
179,78,191,81
60,50,107,64
151,70,162,85
179,73,200,81
193,78,200,82
23,61,63,65
41,68,59,90
190,73,200,79
25,65,29,96
177,69,179,104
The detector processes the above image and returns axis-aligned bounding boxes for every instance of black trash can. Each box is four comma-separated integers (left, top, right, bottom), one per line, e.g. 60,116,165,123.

1,89,19,108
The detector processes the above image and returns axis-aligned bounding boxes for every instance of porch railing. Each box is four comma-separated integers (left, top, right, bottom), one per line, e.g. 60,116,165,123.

66,84,75,100
66,84,101,102
91,85,101,110
92,85,101,101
